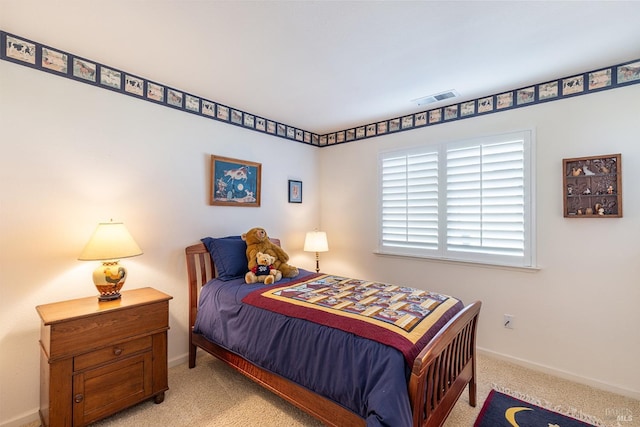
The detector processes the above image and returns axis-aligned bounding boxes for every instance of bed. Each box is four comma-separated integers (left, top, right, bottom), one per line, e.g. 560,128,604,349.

186,237,481,427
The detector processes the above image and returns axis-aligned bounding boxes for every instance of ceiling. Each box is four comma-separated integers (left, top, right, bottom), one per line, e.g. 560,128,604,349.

3,1,640,135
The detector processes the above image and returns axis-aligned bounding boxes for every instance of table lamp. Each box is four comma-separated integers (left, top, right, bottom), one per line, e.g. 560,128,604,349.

304,230,328,273
78,220,143,301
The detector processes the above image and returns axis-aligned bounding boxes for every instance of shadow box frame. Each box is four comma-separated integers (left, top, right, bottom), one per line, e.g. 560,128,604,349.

562,153,622,218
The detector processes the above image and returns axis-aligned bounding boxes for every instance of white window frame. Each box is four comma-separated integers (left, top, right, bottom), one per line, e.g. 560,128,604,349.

378,130,536,269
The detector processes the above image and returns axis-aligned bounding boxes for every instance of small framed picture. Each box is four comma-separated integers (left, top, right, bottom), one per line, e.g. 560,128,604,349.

517,87,535,105
100,66,121,89
73,58,96,82
5,35,36,64
460,100,475,117
42,47,68,73
346,129,356,140
562,75,584,95
147,82,164,102
231,109,243,125
185,94,200,112
210,155,261,207
496,92,513,109
444,106,458,120
588,69,612,90
617,61,640,84
125,75,144,96
415,112,427,126
167,88,183,107
478,96,493,113
217,105,229,121
429,109,442,123
256,117,266,132
244,113,255,128
202,100,215,116
288,180,302,203
539,81,559,100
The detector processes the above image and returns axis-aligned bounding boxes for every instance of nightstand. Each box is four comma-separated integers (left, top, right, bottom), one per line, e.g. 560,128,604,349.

36,287,172,427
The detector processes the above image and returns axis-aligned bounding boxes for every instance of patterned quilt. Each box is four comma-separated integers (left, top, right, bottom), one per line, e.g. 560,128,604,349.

242,273,463,363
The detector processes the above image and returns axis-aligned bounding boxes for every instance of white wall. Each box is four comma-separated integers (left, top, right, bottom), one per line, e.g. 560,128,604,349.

318,84,640,399
0,60,321,426
1,23,639,427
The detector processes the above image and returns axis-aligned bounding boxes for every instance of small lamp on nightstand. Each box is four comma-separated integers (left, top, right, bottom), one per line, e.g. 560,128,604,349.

304,230,329,273
78,220,143,301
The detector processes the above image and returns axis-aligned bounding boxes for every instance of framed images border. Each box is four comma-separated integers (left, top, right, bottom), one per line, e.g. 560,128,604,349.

0,30,317,146
1,30,639,148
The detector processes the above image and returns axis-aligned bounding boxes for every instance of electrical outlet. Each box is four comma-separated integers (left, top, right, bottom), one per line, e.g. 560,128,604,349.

503,314,515,329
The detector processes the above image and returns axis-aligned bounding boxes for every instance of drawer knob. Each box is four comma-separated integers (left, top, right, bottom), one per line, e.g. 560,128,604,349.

74,394,84,403
113,347,123,356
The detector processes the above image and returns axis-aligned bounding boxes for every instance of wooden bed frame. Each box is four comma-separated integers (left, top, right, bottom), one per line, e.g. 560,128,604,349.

186,242,481,427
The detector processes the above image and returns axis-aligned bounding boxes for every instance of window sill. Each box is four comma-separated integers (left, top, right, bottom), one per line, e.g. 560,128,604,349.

373,250,541,272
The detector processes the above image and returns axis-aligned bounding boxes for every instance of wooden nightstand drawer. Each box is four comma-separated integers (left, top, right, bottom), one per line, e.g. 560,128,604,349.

47,300,168,360
74,336,152,372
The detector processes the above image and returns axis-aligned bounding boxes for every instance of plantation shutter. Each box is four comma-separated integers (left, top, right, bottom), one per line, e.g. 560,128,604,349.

379,130,534,268
380,151,439,253
445,137,526,262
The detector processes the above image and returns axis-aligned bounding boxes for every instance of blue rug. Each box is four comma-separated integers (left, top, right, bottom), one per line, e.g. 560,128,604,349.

474,389,600,427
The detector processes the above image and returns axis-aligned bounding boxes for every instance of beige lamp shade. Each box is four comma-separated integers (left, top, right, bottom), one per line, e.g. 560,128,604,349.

78,221,142,301
304,230,328,273
78,221,143,261
303,231,329,253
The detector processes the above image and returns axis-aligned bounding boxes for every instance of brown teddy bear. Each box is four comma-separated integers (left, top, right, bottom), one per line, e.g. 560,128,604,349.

245,252,282,285
241,227,299,278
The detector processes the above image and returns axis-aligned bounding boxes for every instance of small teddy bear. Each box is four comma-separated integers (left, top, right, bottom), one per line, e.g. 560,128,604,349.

245,251,282,285
242,227,299,278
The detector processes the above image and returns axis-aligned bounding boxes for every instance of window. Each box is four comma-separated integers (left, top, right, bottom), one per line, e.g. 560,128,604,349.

379,130,535,268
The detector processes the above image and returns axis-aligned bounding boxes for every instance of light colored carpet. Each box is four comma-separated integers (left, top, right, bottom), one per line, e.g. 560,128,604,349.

25,352,639,426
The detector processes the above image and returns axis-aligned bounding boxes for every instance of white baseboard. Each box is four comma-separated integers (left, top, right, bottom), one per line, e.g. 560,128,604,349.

169,352,189,368
0,410,39,427
479,347,640,400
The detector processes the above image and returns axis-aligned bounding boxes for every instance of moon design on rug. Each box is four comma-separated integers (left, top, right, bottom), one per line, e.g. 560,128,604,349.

505,406,533,426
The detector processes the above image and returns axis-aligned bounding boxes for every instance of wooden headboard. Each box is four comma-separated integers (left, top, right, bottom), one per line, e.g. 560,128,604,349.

185,242,212,337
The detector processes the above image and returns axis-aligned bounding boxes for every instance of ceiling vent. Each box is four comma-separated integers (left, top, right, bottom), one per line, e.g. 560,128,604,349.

412,90,459,106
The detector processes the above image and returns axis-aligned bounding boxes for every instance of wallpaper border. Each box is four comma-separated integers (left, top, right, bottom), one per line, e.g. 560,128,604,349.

2,30,639,148
320,58,640,146
0,30,319,146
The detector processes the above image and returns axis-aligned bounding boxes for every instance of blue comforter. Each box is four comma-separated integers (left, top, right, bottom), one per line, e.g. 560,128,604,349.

193,270,413,427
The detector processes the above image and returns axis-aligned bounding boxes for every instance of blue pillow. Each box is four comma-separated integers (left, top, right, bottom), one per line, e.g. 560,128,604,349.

201,236,247,281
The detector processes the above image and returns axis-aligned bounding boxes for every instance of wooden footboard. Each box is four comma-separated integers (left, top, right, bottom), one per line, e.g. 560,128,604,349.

186,242,480,427
409,300,481,427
